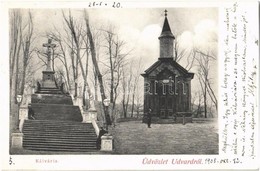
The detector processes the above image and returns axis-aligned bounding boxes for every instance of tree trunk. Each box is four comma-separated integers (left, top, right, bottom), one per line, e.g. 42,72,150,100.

109,38,114,103
94,73,98,100
207,81,218,111
14,40,20,103
204,80,207,118
59,40,71,91
122,101,127,118
10,11,21,89
84,10,111,125
131,93,135,117
70,38,77,97
83,42,90,107
20,41,29,95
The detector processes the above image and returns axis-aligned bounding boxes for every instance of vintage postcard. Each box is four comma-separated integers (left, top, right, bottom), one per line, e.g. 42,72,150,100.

0,0,259,170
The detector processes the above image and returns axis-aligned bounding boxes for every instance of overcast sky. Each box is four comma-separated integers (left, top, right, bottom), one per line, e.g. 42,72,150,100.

30,8,218,69
14,8,218,101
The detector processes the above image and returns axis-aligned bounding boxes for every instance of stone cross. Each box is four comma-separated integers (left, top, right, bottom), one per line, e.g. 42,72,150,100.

43,39,56,70
164,9,168,17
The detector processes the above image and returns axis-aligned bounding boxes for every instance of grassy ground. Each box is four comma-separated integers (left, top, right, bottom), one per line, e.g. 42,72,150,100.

110,120,218,154
10,120,218,155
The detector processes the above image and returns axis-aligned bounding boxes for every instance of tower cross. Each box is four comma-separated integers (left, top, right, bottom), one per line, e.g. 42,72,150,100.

164,9,168,17
43,39,56,70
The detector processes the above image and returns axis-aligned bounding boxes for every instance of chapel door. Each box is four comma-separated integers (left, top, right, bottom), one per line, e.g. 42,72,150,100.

159,84,174,118
167,96,174,118
159,96,166,118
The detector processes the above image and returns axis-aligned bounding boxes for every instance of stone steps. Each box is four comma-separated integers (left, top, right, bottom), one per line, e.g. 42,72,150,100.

32,93,72,105
23,130,97,135
23,143,96,148
35,86,64,95
36,91,63,95
23,119,82,124
25,88,99,152
35,90,63,95
30,104,82,122
39,88,60,91
23,137,97,142
24,138,97,144
23,120,98,152
22,146,98,152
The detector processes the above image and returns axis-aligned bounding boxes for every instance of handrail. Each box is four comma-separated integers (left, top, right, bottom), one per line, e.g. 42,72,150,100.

91,119,100,137
19,119,25,132
18,106,29,133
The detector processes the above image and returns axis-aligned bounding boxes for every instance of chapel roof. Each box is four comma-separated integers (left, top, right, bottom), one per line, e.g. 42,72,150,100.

159,15,175,39
141,59,194,79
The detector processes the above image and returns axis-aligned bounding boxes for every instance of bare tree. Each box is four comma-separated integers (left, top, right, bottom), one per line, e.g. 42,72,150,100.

121,61,133,118
63,10,98,111
47,28,72,92
10,10,22,104
130,58,143,117
10,10,35,104
84,9,111,125
9,9,35,132
82,37,90,106
191,90,203,118
90,28,102,101
134,68,144,119
62,10,84,97
173,35,196,71
101,26,129,123
196,49,217,118
20,10,34,96
174,35,187,62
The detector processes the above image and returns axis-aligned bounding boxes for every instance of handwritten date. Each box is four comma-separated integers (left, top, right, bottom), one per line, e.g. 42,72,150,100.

204,158,242,164
89,2,122,8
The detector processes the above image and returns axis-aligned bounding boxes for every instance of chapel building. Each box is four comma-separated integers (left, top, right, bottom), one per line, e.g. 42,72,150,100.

141,11,194,119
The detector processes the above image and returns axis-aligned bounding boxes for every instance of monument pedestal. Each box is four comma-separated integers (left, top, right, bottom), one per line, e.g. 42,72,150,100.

42,71,56,88
82,109,97,123
101,134,113,151
11,132,24,149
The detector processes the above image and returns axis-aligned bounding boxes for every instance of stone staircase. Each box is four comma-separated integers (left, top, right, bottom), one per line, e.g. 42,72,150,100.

23,88,98,152
30,103,82,122
23,120,97,152
31,94,73,105
36,87,63,95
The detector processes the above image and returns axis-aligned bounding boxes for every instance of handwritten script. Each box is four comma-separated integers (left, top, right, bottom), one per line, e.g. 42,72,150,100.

220,2,257,160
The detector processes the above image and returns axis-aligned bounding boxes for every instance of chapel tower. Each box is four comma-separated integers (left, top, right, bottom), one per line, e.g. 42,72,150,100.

159,10,175,59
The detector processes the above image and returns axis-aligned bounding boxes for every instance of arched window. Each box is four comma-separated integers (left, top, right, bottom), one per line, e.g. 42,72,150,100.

144,81,152,95
183,82,186,95
162,83,166,95
169,80,175,95
175,75,178,95
154,80,158,95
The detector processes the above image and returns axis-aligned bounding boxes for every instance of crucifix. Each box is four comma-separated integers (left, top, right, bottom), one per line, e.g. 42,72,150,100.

43,39,56,71
164,9,168,17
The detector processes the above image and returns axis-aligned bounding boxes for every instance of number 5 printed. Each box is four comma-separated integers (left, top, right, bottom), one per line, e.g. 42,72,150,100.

9,156,14,165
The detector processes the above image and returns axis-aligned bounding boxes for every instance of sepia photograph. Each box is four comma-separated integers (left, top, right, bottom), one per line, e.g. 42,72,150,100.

2,0,259,170
9,8,219,155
